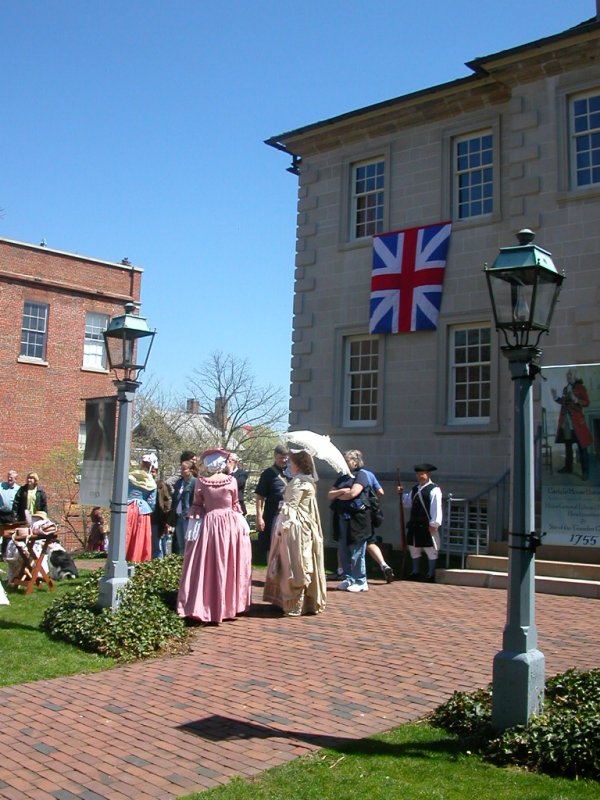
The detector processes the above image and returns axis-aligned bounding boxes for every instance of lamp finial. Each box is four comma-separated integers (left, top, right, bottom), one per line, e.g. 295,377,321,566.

516,229,535,246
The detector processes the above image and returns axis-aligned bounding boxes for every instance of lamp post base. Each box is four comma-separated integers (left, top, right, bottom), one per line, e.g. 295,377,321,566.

492,647,545,730
98,573,130,609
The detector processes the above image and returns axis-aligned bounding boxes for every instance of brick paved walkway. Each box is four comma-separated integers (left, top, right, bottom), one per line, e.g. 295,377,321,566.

0,573,598,800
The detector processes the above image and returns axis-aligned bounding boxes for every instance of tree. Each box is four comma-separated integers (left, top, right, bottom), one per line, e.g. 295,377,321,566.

132,379,192,477
40,443,87,546
132,354,288,480
186,352,287,470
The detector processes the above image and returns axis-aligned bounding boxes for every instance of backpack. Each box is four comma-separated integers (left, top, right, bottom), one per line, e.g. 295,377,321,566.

367,486,384,528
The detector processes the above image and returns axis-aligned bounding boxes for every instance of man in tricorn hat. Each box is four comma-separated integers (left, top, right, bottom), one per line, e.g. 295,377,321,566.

397,464,442,582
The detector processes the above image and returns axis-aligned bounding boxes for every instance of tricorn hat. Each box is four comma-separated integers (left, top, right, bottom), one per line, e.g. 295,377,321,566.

413,463,437,473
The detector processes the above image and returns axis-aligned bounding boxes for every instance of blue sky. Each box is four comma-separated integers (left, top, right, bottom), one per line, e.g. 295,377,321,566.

1,0,594,399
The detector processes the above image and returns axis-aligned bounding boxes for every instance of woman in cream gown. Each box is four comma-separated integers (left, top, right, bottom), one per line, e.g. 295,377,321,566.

263,450,326,616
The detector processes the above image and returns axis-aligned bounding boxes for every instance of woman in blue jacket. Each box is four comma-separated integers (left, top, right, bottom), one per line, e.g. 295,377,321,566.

171,460,197,554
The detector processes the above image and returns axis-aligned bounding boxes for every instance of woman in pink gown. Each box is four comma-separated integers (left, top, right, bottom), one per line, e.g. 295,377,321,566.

176,448,252,624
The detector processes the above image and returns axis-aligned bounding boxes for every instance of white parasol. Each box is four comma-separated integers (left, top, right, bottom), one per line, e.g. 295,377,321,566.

286,430,351,475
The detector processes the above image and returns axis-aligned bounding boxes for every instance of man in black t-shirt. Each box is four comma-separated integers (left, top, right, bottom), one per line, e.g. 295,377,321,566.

254,445,289,557
226,453,249,515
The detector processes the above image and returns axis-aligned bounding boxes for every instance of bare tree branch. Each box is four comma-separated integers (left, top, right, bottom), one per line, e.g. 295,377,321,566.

132,356,288,480
187,351,288,467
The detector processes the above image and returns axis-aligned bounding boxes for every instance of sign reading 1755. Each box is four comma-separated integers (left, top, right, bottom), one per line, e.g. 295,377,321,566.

568,534,598,546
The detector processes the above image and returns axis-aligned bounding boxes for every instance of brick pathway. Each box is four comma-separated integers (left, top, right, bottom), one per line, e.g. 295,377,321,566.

0,573,598,800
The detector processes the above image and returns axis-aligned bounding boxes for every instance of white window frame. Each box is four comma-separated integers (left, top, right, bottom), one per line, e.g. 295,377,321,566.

83,311,109,370
342,334,380,427
351,158,385,240
447,324,491,425
20,301,49,361
453,130,494,220
569,89,600,190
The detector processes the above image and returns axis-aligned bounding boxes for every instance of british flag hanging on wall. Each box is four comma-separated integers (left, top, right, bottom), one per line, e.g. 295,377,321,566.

369,221,452,334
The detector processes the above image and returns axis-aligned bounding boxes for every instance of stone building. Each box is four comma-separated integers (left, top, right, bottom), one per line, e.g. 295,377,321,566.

266,14,600,561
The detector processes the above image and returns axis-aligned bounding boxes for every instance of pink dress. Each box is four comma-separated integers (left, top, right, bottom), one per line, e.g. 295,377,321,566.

176,475,252,623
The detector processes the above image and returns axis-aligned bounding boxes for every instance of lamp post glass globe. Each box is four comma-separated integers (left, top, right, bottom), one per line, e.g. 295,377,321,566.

485,229,564,350
102,301,156,381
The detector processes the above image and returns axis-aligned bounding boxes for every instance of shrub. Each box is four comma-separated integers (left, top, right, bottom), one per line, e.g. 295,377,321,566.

41,555,190,661
429,686,492,739
545,667,600,711
487,707,600,779
430,669,600,781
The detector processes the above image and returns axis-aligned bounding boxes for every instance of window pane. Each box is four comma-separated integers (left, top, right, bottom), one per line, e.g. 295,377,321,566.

20,302,48,359
345,336,379,425
353,159,385,238
449,325,491,423
571,91,600,188
83,312,109,369
454,132,493,219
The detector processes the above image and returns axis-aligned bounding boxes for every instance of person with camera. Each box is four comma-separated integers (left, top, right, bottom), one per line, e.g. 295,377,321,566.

328,449,372,592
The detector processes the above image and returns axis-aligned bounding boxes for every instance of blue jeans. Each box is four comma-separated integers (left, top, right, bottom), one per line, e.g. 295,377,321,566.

151,523,163,559
337,516,367,586
175,516,188,555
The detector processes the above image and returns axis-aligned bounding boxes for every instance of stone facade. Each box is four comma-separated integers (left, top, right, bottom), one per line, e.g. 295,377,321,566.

268,16,600,548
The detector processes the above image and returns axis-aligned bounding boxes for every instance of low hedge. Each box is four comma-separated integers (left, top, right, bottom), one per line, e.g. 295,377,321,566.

41,555,190,661
430,668,600,780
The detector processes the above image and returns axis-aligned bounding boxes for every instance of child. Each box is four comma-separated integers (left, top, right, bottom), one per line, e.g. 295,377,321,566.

87,507,107,552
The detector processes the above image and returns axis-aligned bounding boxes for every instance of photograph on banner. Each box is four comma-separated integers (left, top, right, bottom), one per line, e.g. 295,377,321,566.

540,363,600,549
79,397,116,507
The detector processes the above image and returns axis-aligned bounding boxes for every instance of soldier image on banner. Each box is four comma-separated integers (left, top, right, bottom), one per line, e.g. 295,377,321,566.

540,363,600,549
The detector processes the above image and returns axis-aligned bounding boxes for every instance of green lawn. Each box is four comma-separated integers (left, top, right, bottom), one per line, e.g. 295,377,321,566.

181,721,599,800
0,570,114,686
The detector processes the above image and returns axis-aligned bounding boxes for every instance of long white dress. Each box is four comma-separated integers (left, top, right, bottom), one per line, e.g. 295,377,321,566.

263,473,326,616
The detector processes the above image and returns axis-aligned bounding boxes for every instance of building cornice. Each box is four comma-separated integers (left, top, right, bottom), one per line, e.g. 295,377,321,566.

1,269,137,303
266,17,600,159
0,237,143,273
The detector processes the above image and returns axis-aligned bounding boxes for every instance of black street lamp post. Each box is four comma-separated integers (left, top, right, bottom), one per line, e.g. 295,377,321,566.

484,229,564,730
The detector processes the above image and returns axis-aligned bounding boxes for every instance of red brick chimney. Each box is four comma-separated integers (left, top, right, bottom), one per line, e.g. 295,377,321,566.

186,398,200,414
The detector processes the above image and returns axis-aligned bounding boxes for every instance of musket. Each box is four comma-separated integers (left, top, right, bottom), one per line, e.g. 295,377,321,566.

397,467,408,579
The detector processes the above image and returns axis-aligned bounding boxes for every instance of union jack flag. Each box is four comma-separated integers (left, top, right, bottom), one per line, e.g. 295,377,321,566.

369,222,452,334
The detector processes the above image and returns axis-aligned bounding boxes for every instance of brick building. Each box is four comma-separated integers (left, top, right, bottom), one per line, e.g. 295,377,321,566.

266,13,600,563
0,237,142,498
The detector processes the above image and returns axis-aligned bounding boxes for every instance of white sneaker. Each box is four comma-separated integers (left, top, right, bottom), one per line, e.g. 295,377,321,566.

337,580,352,591
346,583,368,593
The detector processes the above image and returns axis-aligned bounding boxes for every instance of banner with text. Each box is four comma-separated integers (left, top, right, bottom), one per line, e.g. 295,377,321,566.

79,397,116,507
540,363,600,548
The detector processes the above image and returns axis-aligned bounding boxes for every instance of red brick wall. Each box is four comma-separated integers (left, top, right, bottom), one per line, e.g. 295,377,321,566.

0,239,143,533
